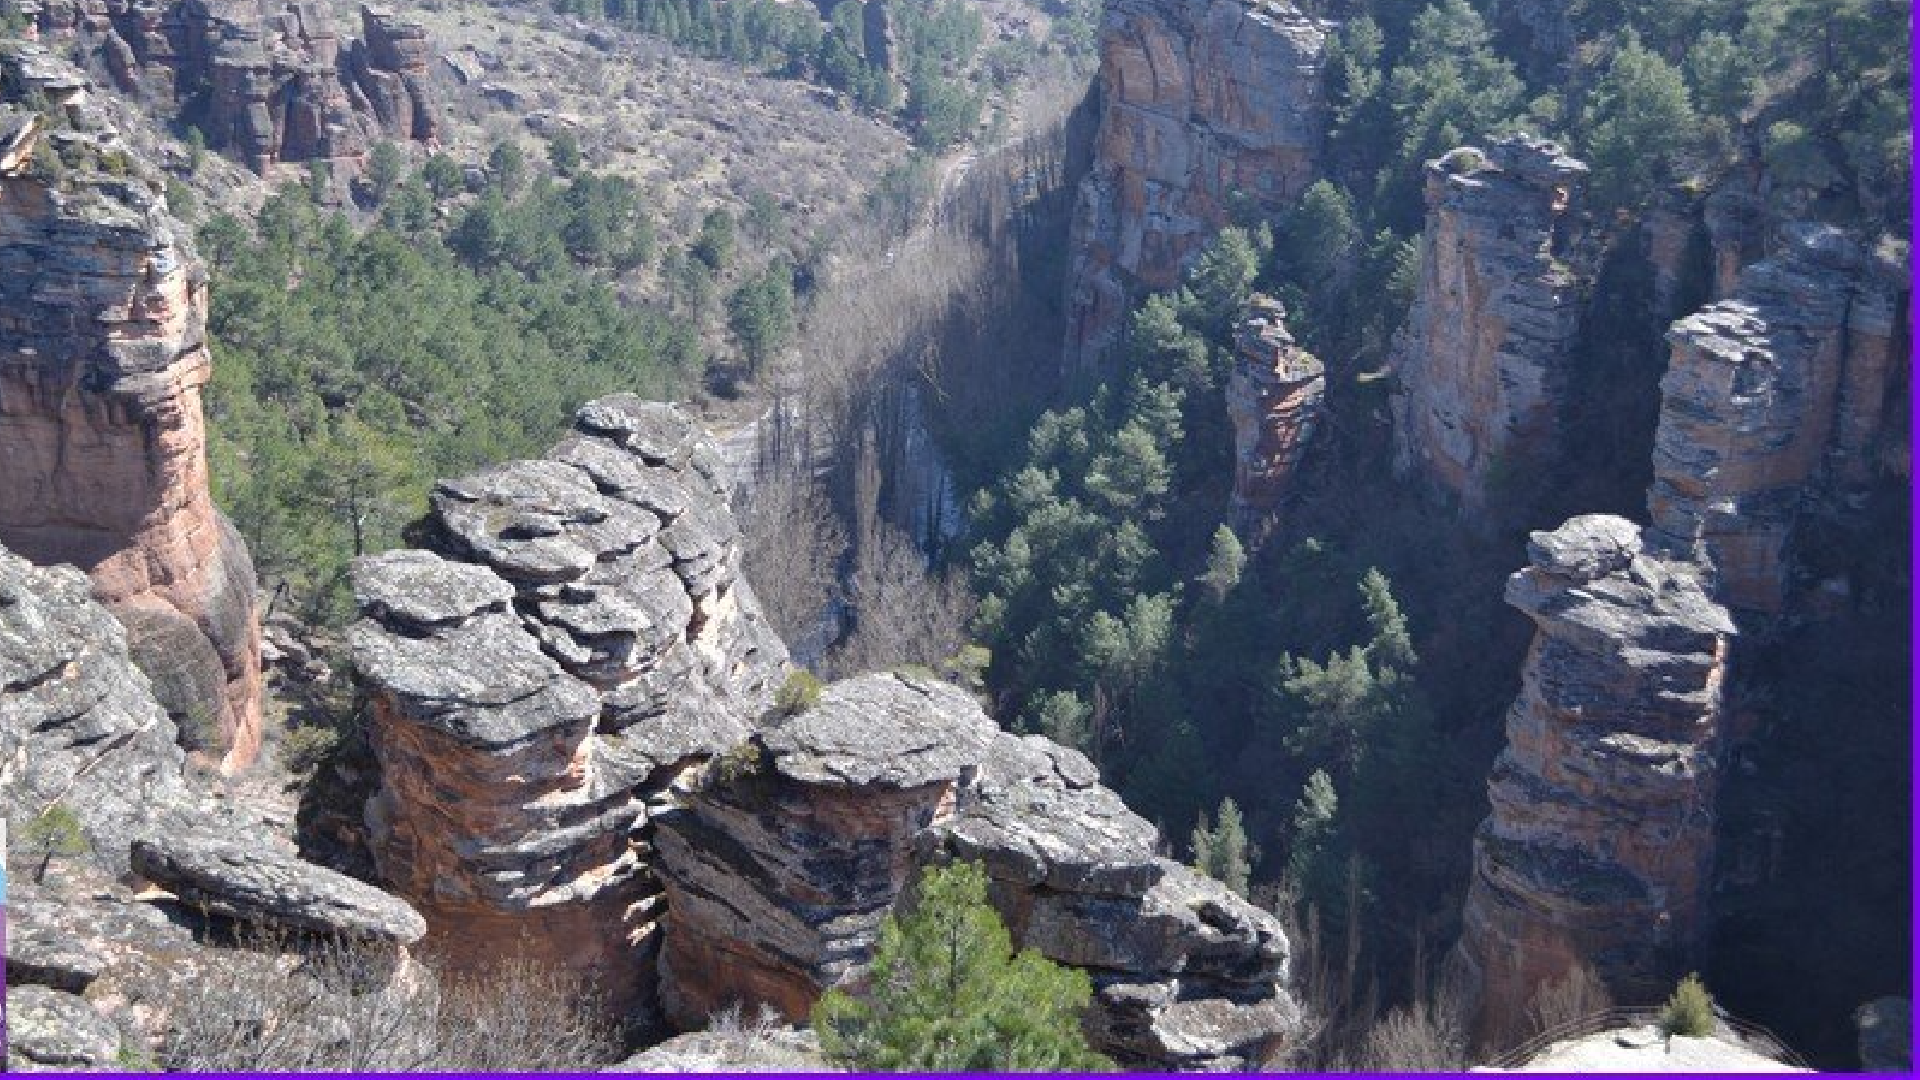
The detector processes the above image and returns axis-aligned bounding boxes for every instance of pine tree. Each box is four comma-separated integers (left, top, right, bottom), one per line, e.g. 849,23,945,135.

1191,797,1254,897
813,862,1112,1070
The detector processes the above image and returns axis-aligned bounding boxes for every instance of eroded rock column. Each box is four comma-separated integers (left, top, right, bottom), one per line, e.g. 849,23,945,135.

1455,515,1734,1047
1226,295,1324,534
1391,136,1588,513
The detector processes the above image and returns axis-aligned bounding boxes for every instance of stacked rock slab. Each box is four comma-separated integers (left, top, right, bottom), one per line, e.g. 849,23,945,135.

1226,294,1324,534
1455,515,1735,1048
27,0,437,172
0,52,263,769
1063,0,1327,366
1647,224,1907,614
654,671,1301,1070
349,396,790,1022
1391,136,1588,513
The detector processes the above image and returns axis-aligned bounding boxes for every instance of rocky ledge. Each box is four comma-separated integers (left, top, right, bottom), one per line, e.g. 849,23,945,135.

1454,515,1735,1047
350,395,790,1021
655,671,1301,1070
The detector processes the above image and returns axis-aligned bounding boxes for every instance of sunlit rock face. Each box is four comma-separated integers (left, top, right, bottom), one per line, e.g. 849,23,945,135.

1456,515,1735,1048
1063,0,1327,367
1226,294,1324,535
0,51,263,768
1390,136,1589,514
1647,224,1908,614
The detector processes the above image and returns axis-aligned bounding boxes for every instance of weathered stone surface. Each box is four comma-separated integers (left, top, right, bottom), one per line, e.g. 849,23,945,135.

5,985,124,1069
0,53,263,769
1455,515,1736,1047
131,826,427,943
352,396,789,1022
25,0,437,173
610,1025,835,1072
1647,224,1908,613
1391,136,1589,513
655,671,1300,1070
1226,294,1324,534
1063,0,1327,365
0,545,200,871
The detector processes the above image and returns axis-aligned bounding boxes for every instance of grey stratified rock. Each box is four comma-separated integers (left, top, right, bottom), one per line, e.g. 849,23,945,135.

655,671,1301,1070
5,986,123,1068
1647,223,1907,613
1391,136,1590,513
351,396,789,1020
1455,514,1735,1048
0,546,199,873
1063,0,1328,365
131,827,426,944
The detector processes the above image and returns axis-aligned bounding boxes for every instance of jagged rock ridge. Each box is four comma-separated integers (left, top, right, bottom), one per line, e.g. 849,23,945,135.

0,49,263,768
1063,0,1327,366
1391,135,1590,513
1455,515,1735,1047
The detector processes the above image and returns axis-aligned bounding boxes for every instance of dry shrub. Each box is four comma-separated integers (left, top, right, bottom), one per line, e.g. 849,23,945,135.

1348,998,1470,1072
161,936,620,1071
1526,962,1615,1035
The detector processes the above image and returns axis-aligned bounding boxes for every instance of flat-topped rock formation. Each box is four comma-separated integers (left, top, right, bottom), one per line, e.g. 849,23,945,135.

1455,515,1736,1047
349,395,790,1021
655,670,1302,1070
1647,223,1907,614
0,49,263,768
1226,294,1324,534
1063,0,1327,366
1391,136,1589,513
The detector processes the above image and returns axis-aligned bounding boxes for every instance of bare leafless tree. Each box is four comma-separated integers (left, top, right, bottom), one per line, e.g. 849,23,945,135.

1526,963,1616,1036
739,460,847,651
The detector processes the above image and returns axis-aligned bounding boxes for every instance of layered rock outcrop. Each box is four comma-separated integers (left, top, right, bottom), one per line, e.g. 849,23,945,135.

1647,224,1907,614
655,671,1301,1070
26,0,437,172
0,52,263,768
349,396,790,1020
1063,0,1327,366
1455,515,1735,1047
1391,136,1589,513
1226,294,1323,534
0,538,427,1068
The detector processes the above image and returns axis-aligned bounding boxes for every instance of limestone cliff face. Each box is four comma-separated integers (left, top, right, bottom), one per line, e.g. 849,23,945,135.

1226,294,1323,534
656,671,1301,1070
27,0,437,173
0,53,263,768
1455,515,1735,1047
1063,0,1327,366
1647,224,1907,614
349,396,790,1021
1391,136,1589,513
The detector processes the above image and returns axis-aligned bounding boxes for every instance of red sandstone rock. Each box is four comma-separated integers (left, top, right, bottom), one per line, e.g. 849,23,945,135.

0,57,262,770
1226,295,1323,535
1063,0,1327,366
